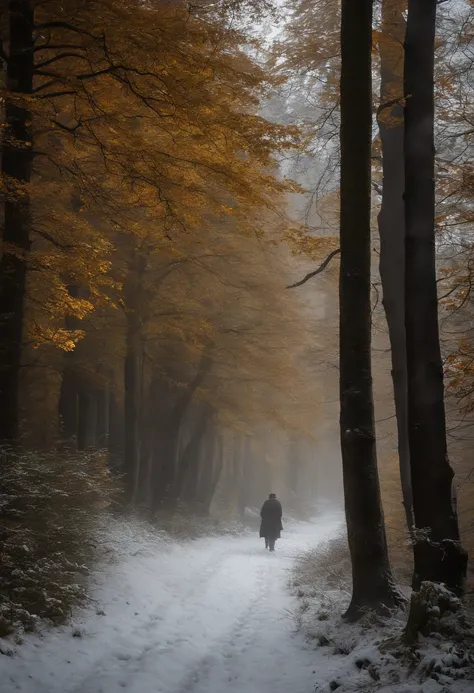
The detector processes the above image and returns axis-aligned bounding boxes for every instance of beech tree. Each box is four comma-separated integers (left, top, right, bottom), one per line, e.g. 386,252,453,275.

339,0,401,620
0,0,34,441
376,0,414,532
0,0,301,444
0,0,329,522
404,0,467,593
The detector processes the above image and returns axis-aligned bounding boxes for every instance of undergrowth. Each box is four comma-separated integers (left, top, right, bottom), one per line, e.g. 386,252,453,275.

290,533,474,692
0,448,115,637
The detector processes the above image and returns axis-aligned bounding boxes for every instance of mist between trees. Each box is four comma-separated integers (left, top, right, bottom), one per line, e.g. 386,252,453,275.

0,0,473,653
0,0,341,632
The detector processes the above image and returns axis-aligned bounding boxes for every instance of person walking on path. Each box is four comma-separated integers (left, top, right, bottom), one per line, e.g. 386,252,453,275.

259,493,283,551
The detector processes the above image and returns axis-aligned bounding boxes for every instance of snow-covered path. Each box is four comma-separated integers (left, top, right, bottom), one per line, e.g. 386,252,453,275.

2,512,343,693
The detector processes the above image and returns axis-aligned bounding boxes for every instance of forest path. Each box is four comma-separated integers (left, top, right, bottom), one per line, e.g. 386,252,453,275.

2,511,343,693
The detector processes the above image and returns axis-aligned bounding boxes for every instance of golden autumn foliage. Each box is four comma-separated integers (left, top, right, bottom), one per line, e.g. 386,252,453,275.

0,0,331,460
12,0,302,350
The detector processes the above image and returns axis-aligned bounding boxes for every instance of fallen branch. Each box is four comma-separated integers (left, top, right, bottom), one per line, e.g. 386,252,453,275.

286,249,341,289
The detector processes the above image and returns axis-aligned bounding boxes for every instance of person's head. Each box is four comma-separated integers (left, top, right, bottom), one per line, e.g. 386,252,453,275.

269,493,276,499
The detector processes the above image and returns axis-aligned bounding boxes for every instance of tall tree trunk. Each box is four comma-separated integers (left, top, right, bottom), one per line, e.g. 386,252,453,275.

96,386,110,449
196,430,223,516
170,404,213,504
123,311,141,503
151,420,179,508
58,284,85,447
377,0,414,532
180,442,201,504
108,392,124,471
237,436,250,519
0,0,34,442
404,0,467,593
123,250,146,503
206,433,224,515
231,434,244,517
58,369,79,443
287,434,300,497
138,374,161,503
340,0,402,621
77,389,98,451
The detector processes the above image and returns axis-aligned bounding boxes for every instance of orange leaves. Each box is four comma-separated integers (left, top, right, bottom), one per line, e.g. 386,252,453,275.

12,0,321,435
283,225,339,262
33,327,86,352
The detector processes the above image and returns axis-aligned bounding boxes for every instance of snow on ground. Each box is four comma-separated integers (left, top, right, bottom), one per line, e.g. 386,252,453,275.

1,511,344,693
291,539,474,693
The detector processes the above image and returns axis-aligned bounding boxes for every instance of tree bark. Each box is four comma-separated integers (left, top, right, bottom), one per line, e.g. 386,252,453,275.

123,311,141,503
108,392,124,471
195,430,223,516
377,0,414,532
58,368,79,443
170,404,213,504
340,0,402,621
180,442,201,504
0,0,34,442
57,284,85,447
237,436,247,519
404,0,467,593
151,418,179,508
77,390,98,451
123,250,146,503
230,433,245,517
96,386,110,449
287,434,300,497
207,433,224,514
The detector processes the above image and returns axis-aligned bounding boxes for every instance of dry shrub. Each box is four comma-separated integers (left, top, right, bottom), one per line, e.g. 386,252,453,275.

0,448,115,635
292,532,352,599
290,534,406,659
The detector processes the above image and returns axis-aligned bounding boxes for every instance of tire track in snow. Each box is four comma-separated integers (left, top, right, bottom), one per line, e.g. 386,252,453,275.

113,551,272,693
173,554,276,693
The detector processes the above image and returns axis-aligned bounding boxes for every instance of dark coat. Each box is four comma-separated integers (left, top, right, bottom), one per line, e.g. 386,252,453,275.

259,498,283,539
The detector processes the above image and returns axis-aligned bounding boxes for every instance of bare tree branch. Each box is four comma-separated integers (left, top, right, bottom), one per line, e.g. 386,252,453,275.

286,249,341,289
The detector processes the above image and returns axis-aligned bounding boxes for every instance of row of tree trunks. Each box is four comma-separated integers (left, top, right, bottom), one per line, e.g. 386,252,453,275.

193,430,224,515
150,355,213,509
55,338,239,518
59,373,113,452
170,404,215,503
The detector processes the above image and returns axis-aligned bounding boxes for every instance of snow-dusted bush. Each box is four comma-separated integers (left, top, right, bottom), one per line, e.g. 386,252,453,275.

404,581,466,644
291,537,474,692
0,448,115,635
